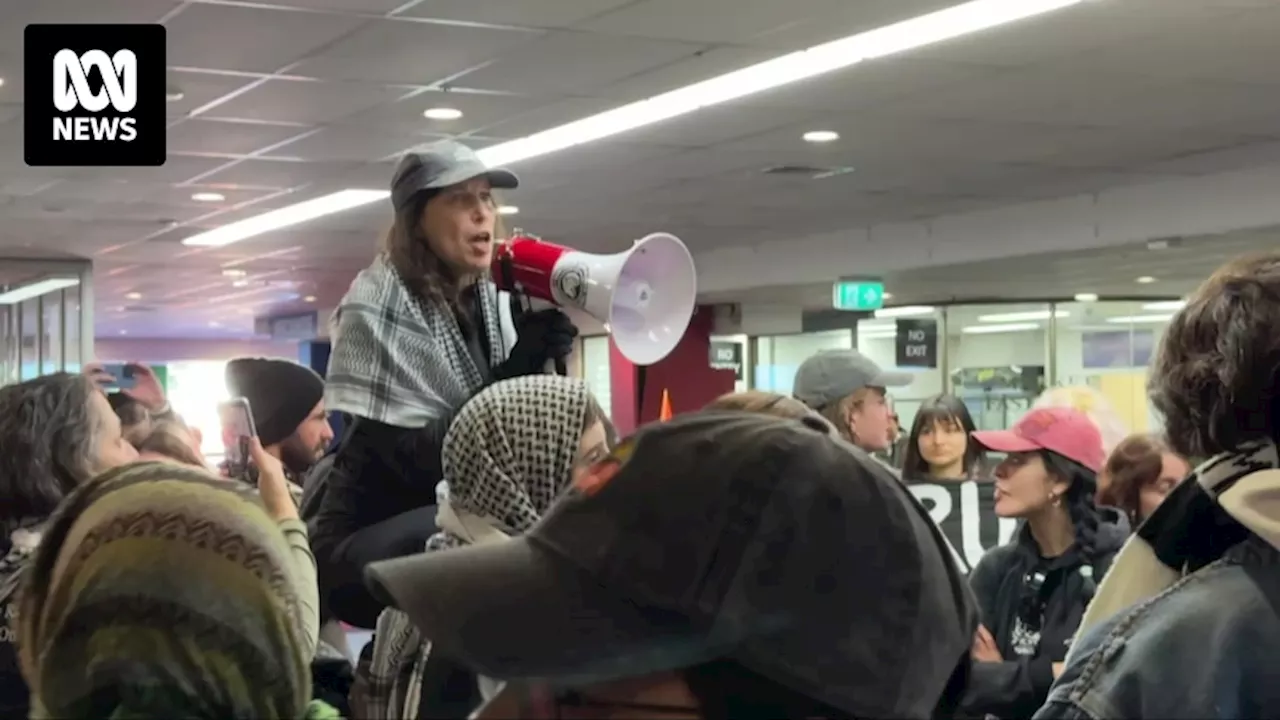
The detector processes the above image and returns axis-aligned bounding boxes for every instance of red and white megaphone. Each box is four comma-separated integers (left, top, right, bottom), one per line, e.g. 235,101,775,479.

491,232,697,365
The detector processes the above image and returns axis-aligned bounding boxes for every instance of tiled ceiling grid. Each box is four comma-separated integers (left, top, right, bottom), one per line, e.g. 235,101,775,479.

0,0,1277,336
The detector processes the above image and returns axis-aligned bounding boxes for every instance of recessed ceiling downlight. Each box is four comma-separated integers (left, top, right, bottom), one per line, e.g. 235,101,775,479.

424,107,463,120
803,130,839,143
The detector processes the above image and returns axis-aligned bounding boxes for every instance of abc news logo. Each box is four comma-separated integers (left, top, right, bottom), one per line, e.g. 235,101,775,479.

53,49,139,142
24,24,166,167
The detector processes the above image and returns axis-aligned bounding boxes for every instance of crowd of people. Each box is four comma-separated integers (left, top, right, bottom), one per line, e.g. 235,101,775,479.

0,141,1278,719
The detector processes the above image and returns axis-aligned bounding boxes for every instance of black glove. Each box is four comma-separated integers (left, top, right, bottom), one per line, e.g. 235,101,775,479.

497,308,579,379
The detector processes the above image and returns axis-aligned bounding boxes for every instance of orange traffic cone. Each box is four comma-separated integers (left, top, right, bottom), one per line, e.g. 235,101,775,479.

659,389,674,422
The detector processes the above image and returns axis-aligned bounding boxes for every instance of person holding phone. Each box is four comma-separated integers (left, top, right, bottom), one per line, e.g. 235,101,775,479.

311,141,577,628
224,358,334,489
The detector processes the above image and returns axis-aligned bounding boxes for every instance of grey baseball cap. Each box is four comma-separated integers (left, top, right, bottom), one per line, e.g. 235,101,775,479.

793,349,913,410
366,412,976,718
390,140,518,212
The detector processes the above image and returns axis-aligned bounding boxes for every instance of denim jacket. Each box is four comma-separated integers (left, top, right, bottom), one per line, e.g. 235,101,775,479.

1034,537,1280,720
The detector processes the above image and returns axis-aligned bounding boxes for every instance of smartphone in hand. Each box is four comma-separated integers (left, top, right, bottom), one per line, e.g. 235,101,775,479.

99,362,138,391
218,398,258,481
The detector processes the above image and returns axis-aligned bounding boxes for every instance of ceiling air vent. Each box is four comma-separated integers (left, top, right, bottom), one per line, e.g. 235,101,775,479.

762,165,855,179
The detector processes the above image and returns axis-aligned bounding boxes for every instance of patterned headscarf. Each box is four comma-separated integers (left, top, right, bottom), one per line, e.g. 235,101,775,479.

428,374,593,550
17,462,336,720
355,375,593,720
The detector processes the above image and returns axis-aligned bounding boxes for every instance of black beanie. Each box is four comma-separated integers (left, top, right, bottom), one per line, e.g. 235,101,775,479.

224,358,324,447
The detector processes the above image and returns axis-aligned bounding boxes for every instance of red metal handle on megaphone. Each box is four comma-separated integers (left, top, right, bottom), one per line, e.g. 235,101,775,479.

492,233,569,377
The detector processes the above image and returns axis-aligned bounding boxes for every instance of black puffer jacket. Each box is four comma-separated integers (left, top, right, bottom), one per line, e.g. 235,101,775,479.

959,509,1129,719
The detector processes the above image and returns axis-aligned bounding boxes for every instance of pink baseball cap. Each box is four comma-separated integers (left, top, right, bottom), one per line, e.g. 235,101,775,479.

971,406,1105,473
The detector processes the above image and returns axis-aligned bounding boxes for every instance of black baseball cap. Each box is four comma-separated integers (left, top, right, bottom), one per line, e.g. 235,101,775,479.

390,140,518,212
366,412,976,718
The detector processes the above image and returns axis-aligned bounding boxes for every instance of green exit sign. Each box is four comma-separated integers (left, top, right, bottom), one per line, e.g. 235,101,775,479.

832,280,885,311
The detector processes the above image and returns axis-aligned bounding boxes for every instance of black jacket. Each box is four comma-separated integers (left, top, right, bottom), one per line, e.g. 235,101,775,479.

304,418,443,628
960,509,1129,719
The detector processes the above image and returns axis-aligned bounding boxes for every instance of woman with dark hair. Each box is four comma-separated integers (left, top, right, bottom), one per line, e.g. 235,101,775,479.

902,394,985,480
902,394,1010,575
311,141,579,628
1097,433,1188,526
0,373,139,718
957,407,1129,719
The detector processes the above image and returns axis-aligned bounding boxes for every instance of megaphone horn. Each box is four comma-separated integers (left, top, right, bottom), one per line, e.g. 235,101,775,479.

492,232,697,366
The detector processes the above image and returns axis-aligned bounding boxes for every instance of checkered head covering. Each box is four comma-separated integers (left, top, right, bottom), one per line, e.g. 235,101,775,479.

427,375,593,551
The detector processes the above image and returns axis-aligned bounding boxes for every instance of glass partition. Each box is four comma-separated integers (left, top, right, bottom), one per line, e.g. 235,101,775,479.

945,303,1051,430
1052,299,1168,435
0,260,92,384
753,329,852,395
741,298,1181,436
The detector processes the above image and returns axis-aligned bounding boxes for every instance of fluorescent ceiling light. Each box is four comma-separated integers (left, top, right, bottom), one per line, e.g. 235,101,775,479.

181,0,1084,247
477,0,1082,167
875,305,935,318
497,205,519,215
192,191,224,202
1143,300,1185,311
1107,315,1175,324
978,309,1068,323
803,130,839,143
0,277,79,304
1074,292,1098,302
962,322,1039,334
182,189,389,247
1135,275,1156,284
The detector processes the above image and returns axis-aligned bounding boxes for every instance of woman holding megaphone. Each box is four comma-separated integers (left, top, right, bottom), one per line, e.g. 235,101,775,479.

307,141,578,629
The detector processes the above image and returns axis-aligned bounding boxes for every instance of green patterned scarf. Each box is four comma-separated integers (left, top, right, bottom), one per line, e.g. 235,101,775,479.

17,461,339,719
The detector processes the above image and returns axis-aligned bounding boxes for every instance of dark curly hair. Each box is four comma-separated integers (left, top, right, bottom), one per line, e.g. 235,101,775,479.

0,373,102,536
1148,251,1280,458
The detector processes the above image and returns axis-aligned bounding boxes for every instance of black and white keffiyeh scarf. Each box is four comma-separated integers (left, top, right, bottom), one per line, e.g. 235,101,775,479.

353,376,592,720
324,254,516,428
1073,438,1280,651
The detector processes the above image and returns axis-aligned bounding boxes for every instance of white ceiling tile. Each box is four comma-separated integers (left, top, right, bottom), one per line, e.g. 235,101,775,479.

574,0,858,44
70,155,242,185
730,0,958,50
339,90,560,137
622,104,821,148
1063,7,1280,86
396,0,634,28
451,31,705,96
0,0,177,46
257,0,406,12
292,19,540,85
167,119,315,156
1142,139,1280,176
906,0,1227,68
166,4,369,73
194,159,362,189
469,96,618,139
164,71,258,118
268,126,433,162
595,45,780,102
738,59,1009,111
201,78,410,125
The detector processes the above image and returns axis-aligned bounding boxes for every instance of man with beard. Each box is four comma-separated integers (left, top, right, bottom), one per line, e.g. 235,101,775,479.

225,357,350,712
225,357,335,491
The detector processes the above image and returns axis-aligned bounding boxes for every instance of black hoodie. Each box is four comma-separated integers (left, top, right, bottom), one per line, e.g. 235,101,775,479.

959,508,1129,719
